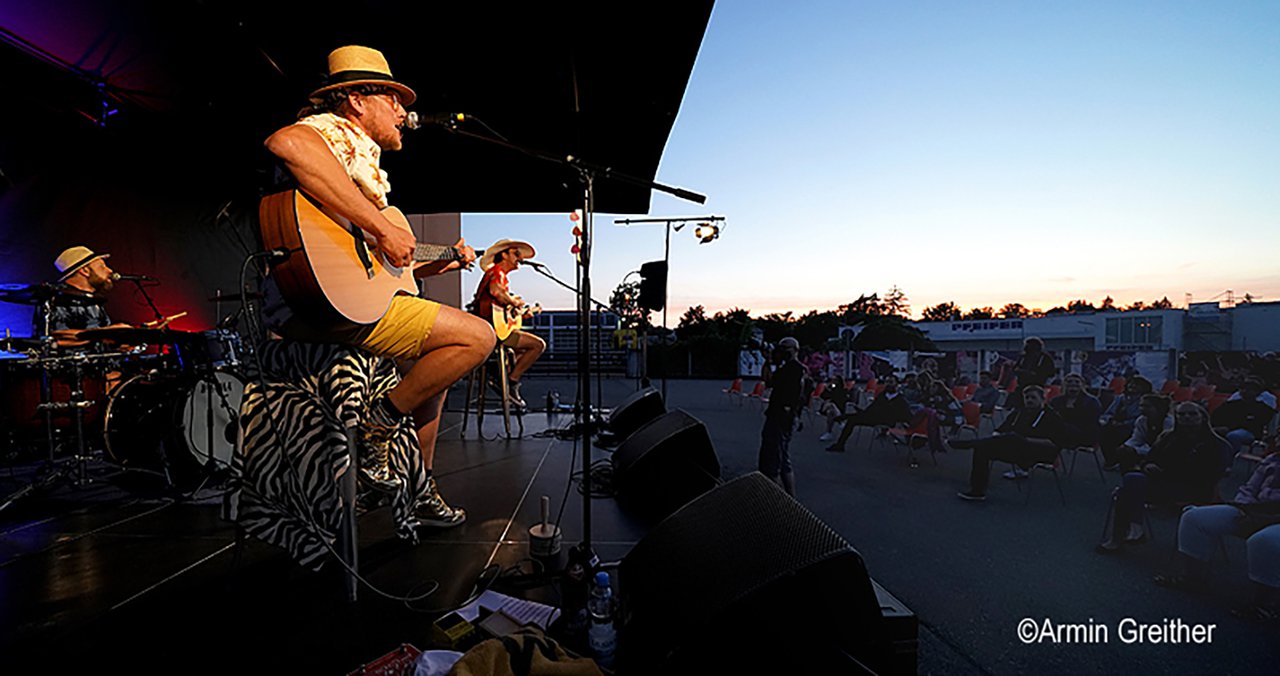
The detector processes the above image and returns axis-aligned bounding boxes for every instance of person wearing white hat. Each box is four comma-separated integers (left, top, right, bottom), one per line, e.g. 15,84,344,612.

32,245,128,345
263,46,495,527
758,336,805,497
471,239,546,408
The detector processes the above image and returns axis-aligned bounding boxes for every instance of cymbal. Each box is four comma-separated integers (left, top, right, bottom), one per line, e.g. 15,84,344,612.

0,336,51,353
0,283,59,305
75,326,196,345
207,291,264,302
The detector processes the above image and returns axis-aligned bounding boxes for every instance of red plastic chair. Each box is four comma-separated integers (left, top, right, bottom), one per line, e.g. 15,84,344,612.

1191,384,1217,402
1108,376,1127,395
722,378,743,404
965,383,978,397
1206,392,1230,415
951,385,968,402
1045,385,1062,401
1172,386,1193,403
1160,379,1180,395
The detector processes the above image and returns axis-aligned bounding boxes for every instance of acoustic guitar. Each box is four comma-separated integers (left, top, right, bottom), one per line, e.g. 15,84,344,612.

259,190,466,324
492,302,542,341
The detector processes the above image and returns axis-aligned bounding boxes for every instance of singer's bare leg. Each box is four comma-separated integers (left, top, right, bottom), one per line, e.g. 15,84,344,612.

386,306,495,414
507,330,546,382
412,392,446,469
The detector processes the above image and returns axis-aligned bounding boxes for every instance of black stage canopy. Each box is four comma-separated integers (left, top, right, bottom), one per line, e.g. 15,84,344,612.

0,0,714,214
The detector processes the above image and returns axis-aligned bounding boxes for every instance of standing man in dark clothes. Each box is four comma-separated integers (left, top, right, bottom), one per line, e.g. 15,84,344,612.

952,386,1067,501
824,374,913,452
1009,337,1056,411
758,337,805,496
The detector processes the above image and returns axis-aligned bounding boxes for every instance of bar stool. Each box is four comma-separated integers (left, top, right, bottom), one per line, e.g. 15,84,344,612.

461,342,524,439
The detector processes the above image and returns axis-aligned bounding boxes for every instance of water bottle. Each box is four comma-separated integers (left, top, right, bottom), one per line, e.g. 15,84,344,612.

587,571,616,666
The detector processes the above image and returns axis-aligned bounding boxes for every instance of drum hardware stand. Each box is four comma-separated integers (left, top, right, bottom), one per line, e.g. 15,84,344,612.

0,343,100,513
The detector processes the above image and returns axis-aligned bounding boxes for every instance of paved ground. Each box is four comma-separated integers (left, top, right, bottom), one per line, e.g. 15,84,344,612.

595,377,1277,675
1,375,1275,674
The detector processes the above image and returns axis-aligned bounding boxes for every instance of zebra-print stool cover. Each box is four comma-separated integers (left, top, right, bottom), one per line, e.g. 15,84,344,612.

228,341,428,570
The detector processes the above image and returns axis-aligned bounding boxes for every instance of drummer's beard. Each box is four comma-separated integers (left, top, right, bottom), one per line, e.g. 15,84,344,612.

87,269,115,293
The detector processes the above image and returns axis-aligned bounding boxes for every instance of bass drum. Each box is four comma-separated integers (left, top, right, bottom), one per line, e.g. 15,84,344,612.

103,371,246,485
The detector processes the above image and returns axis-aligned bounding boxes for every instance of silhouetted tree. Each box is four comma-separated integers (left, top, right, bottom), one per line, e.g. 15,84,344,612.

610,280,651,331
921,302,962,322
1151,296,1174,309
883,285,910,317
999,303,1029,318
962,306,995,320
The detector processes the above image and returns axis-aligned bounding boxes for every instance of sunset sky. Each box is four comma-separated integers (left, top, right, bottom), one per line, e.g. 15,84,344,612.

461,1,1280,324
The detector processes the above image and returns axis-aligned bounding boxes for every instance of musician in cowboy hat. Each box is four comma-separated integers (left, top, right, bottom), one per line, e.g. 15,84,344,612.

33,245,130,345
263,45,494,527
472,239,546,408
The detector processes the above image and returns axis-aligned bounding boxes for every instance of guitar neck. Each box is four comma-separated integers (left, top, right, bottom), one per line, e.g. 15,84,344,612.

414,243,460,263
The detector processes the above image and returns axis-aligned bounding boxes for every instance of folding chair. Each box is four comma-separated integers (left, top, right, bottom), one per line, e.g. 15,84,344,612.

1065,442,1106,481
886,414,936,468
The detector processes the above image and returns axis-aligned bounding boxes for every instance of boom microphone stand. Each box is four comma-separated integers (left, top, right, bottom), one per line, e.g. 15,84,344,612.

432,118,705,569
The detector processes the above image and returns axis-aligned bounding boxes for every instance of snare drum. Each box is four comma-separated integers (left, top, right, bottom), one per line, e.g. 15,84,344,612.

103,371,246,484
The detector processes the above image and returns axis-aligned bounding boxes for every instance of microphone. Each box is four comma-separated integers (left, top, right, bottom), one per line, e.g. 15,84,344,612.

404,112,469,130
112,273,157,282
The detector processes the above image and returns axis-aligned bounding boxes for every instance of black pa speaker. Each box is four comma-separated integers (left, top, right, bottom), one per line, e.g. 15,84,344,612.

611,409,720,519
638,260,668,311
606,386,665,441
616,473,894,675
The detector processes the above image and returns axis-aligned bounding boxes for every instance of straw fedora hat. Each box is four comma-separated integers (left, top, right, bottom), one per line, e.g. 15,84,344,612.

308,45,417,106
54,245,109,282
480,239,536,271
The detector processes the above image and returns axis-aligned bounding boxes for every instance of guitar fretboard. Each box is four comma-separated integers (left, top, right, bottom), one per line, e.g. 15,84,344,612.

413,243,458,262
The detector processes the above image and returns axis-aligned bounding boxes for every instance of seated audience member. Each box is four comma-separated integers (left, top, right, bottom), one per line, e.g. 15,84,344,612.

969,370,1002,415
1050,373,1103,448
900,372,925,410
951,386,1066,501
1213,377,1278,469
1106,394,1174,471
1099,376,1154,465
1153,451,1280,621
926,379,965,428
817,375,852,442
1004,373,1102,480
1096,402,1228,552
824,374,912,453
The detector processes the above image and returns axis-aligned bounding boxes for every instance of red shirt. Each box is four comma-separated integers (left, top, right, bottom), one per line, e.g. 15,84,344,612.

473,266,509,319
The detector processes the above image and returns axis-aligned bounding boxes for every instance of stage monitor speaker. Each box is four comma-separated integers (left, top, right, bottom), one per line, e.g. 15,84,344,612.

611,409,720,519
616,473,893,675
606,386,665,441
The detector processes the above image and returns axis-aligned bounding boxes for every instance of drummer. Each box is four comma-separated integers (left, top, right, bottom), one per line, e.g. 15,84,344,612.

32,246,131,347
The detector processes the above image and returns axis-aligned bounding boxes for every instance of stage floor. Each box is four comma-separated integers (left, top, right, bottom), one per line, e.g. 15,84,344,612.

1,377,1275,674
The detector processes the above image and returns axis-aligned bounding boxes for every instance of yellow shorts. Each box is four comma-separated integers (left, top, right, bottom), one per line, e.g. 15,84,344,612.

280,294,442,361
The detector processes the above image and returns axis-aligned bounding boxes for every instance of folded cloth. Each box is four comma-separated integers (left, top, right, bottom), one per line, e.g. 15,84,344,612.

448,627,602,676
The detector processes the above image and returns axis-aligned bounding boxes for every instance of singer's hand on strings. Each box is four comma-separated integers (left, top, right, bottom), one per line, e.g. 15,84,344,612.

378,227,416,267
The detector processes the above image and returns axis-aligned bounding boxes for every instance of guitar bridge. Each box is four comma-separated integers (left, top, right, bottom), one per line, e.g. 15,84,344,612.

351,225,376,279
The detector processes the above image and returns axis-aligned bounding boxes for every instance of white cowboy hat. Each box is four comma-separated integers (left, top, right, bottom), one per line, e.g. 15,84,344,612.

479,239,536,271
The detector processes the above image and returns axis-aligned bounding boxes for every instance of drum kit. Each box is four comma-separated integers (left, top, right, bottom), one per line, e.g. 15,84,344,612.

0,283,260,511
